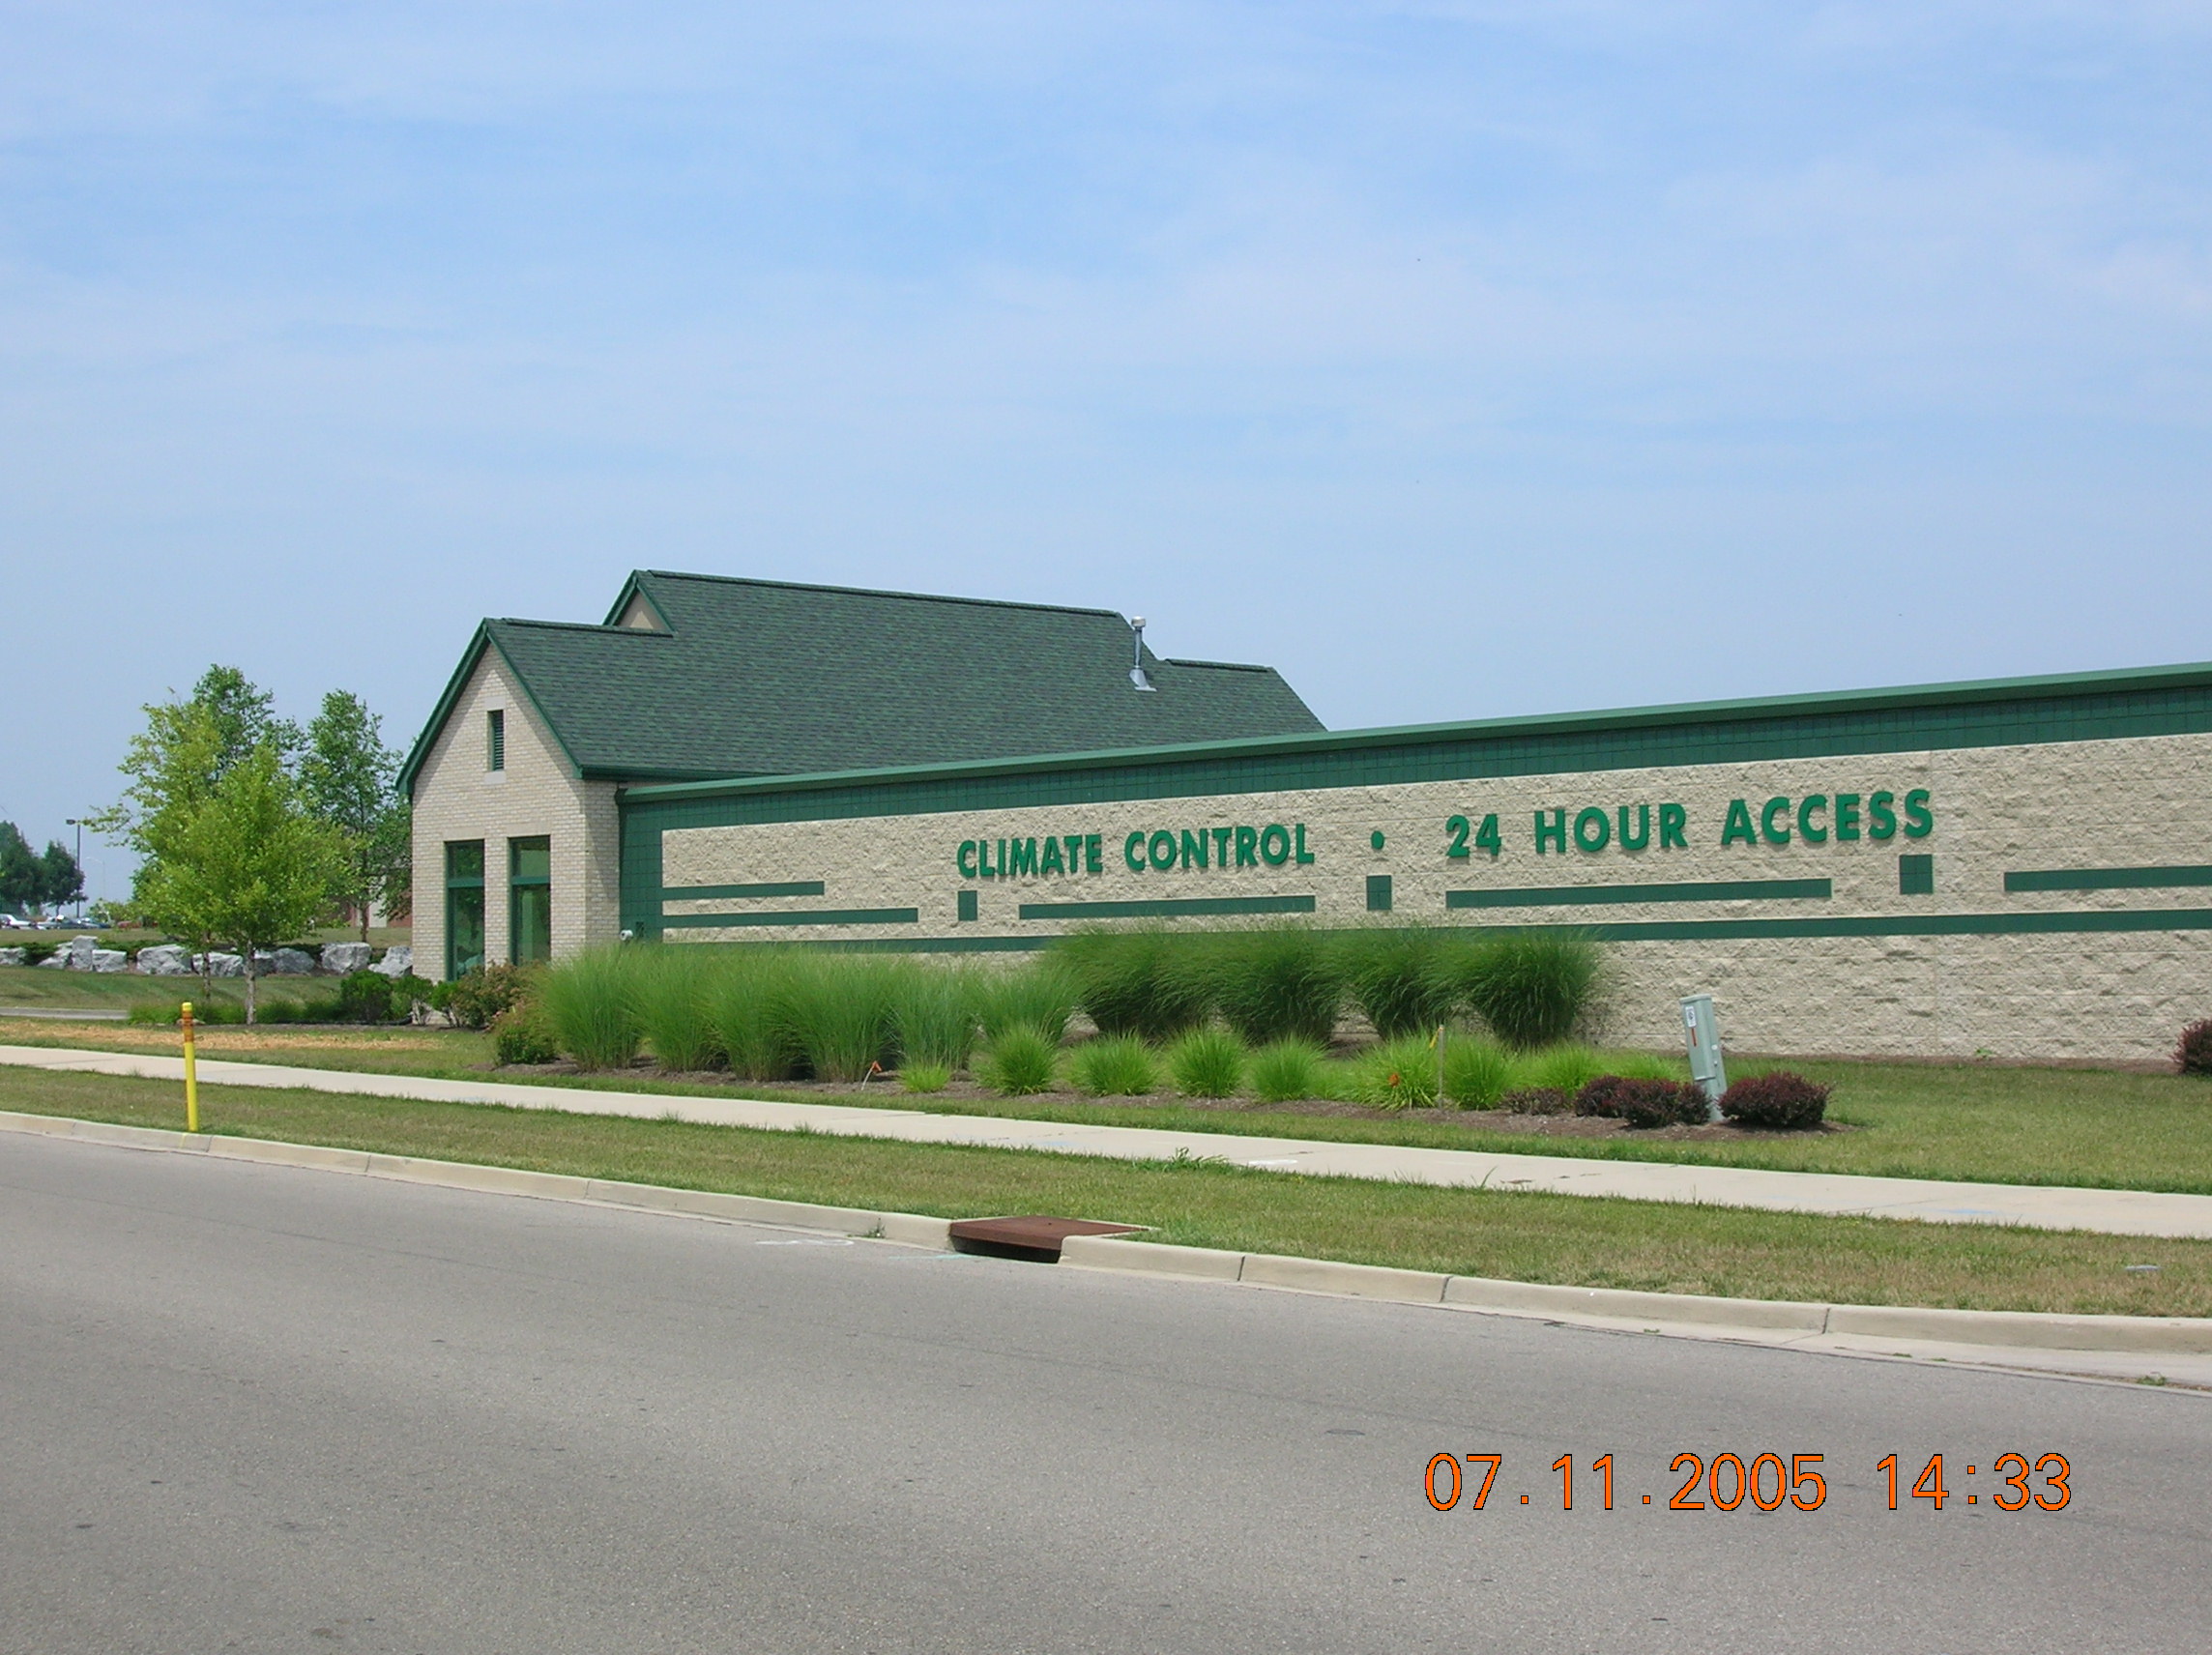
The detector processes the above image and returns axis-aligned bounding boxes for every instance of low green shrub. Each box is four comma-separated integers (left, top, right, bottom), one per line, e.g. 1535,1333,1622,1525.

899,1060,951,1094
633,947,722,1072
1461,932,1599,1049
1349,1033,1441,1109
386,973,436,1016
128,999,248,1027
1441,1036,1512,1110
1719,1071,1830,1131
1573,1074,1710,1129
335,970,401,1024
491,1002,560,1065
1167,1027,1247,1098
1056,928,1212,1040
1210,926,1343,1045
2177,1019,2212,1076
1512,1042,1606,1097
1338,929,1461,1039
977,1028,1060,1095
443,963,535,1031
539,946,644,1071
975,958,1079,1043
1499,1086,1571,1115
1249,1039,1326,1103
256,994,340,1025
1071,1033,1158,1097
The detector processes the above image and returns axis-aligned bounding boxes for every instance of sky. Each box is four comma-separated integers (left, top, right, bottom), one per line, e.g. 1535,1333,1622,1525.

3,2,2208,900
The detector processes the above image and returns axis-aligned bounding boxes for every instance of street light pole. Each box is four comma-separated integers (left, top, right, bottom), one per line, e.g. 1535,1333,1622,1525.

64,818,82,921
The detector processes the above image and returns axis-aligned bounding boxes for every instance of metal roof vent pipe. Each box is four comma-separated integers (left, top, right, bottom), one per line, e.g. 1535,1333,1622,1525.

1128,616,1155,691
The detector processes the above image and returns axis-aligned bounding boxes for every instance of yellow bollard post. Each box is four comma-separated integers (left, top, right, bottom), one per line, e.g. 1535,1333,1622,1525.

181,1001,200,1133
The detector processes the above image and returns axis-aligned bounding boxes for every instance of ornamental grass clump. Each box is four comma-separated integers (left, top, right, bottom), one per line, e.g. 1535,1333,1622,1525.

1349,1033,1441,1110
892,965,980,1072
1057,927,1213,1040
781,955,903,1083
978,1027,1060,1095
1165,1027,1246,1098
632,946,723,1072
538,945,645,1071
1511,1042,1607,1098
1718,1070,1830,1131
1441,1035,1512,1110
1249,1039,1326,1104
1071,1033,1158,1097
1209,925,1344,1046
976,958,1080,1043
710,950,800,1082
898,1060,951,1094
1461,932,1600,1049
1573,1074,1710,1129
1337,929,1461,1039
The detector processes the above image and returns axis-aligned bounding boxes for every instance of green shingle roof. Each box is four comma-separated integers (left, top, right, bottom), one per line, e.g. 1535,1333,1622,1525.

402,570,1323,790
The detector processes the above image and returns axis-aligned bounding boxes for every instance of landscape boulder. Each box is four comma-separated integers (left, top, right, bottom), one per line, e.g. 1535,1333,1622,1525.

89,949,129,973
369,944,414,979
137,944,192,975
268,947,316,976
65,937,98,970
38,954,67,969
0,946,24,968
320,942,371,975
198,952,245,978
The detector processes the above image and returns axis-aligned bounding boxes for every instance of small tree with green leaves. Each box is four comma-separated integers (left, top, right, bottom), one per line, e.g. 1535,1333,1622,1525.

134,744,345,1023
301,690,411,941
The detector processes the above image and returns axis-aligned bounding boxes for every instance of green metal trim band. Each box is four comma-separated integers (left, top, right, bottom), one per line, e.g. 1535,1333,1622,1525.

1446,878,1832,910
1014,895,1318,920
662,934,1052,954
657,908,920,929
1464,907,2212,943
2003,865,2212,893
662,881,826,901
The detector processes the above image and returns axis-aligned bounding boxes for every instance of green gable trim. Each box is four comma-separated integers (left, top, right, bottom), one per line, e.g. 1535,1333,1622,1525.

658,907,920,930
1447,878,1832,910
620,658,2212,829
399,624,591,793
1015,895,1317,920
663,881,826,901
2004,865,2212,893
1461,907,2212,944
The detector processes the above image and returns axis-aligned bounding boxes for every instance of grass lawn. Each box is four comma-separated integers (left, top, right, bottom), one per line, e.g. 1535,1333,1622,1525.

4,1062,2208,1318
5,1007,2210,1195
0,965,335,1016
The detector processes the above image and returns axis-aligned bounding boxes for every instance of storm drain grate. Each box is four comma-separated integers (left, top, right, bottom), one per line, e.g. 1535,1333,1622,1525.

946,1216,1143,1263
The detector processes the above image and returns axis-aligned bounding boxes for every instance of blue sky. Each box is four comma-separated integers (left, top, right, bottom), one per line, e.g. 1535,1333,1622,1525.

4,3,2207,899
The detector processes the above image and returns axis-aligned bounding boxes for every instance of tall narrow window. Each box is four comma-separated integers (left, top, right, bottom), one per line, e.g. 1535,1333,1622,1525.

486,710,505,771
509,837,552,965
445,841,485,978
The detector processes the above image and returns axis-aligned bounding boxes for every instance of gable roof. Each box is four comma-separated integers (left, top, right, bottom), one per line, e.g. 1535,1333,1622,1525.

401,570,1323,791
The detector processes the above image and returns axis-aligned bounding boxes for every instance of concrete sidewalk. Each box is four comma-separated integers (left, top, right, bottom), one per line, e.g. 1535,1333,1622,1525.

6,1041,2210,1241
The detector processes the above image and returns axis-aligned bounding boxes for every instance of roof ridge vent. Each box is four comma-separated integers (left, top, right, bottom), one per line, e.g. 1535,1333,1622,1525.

1128,617,1155,692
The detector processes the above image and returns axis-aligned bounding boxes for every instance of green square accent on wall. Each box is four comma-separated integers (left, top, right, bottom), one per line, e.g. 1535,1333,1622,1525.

957,889,978,922
1898,854,1934,896
1366,874,1393,913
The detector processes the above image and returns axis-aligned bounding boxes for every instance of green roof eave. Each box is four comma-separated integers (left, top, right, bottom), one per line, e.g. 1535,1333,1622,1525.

617,657,2212,806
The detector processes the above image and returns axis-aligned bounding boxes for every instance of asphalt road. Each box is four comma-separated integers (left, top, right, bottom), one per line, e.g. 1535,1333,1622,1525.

3,1133,2206,1655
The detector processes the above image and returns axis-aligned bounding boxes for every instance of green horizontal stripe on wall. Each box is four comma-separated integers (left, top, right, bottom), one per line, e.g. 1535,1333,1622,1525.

1015,895,1318,920
2003,865,2212,893
658,908,919,929
661,881,827,901
663,934,1054,955
1446,878,1832,910
1462,907,2212,943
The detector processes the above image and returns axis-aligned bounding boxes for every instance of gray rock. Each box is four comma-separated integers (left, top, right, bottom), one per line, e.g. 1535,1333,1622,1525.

369,944,414,979
89,949,128,973
138,944,193,975
65,936,98,970
268,947,316,976
199,952,244,978
0,946,24,967
248,951,276,976
320,942,372,975
37,953,68,969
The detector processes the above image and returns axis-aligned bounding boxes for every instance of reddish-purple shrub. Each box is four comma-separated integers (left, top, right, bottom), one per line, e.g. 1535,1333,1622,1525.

1718,1070,1830,1131
1574,1074,1710,1129
2176,1020,2212,1076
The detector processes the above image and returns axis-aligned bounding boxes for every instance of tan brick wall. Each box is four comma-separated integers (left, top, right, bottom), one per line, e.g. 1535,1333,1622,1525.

410,652,622,979
654,732,2212,1061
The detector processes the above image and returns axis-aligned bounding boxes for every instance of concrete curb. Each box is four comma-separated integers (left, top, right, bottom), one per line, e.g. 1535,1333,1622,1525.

8,1108,2209,1362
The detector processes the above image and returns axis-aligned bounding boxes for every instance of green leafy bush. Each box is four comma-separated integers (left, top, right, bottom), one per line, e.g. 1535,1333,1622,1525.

975,958,1077,1043
893,964,980,1071
2176,1019,2212,1076
491,1003,560,1065
1209,926,1343,1045
1573,1074,1710,1129
539,946,645,1071
1719,1071,1830,1131
632,947,722,1072
334,969,400,1023
1071,1033,1158,1097
1349,1033,1441,1109
443,963,535,1031
1338,930,1461,1039
1441,1036,1512,1110
1249,1039,1326,1103
1511,1042,1606,1097
1461,933,1599,1049
781,954,901,1083
977,1027,1060,1095
1056,928,1212,1040
899,1060,951,1093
